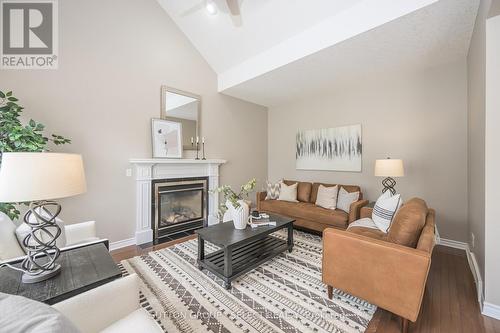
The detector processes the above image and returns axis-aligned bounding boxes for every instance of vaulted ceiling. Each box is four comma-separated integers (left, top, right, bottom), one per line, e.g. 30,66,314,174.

158,0,480,106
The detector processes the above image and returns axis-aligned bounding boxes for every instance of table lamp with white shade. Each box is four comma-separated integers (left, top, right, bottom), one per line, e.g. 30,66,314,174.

0,152,86,283
374,157,404,195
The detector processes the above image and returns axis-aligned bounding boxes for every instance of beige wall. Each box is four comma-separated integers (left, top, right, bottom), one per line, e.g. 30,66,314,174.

268,61,468,242
467,0,490,298
485,12,500,307
1,0,268,243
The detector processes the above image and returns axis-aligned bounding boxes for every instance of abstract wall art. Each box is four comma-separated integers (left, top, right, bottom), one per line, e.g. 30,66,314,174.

296,124,362,172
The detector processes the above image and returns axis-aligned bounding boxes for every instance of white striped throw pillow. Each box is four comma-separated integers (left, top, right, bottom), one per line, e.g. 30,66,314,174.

372,191,402,233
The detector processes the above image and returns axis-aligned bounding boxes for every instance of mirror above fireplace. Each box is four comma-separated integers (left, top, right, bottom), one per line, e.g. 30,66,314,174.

161,86,201,151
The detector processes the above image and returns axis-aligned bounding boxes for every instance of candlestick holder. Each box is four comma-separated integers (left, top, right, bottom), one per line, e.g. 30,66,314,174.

195,142,200,160
202,142,206,160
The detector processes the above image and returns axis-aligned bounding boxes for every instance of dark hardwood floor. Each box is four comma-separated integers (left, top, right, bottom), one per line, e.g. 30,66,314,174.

111,236,500,333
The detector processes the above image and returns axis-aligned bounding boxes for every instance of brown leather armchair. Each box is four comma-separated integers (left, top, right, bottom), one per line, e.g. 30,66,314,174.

322,199,436,333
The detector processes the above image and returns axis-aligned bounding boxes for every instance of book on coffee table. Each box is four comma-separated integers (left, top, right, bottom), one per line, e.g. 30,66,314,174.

249,218,276,228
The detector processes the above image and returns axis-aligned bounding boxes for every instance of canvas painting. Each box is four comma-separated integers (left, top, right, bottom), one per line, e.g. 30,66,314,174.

152,119,183,158
296,124,362,171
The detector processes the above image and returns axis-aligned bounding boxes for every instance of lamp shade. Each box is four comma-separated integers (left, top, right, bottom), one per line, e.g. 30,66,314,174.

374,158,405,177
0,153,87,202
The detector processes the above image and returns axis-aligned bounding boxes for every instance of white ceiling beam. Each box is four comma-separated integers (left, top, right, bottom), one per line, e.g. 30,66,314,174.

218,0,438,92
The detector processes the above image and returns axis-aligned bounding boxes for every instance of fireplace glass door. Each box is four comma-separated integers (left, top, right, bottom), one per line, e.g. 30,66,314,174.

159,189,203,227
153,178,208,243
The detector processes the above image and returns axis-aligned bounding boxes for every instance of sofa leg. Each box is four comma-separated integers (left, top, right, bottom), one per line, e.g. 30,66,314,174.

401,317,409,333
327,285,333,299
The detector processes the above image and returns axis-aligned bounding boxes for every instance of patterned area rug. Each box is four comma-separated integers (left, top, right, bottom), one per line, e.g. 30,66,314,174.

120,230,376,333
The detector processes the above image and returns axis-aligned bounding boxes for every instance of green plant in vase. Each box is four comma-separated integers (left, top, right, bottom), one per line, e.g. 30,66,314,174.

212,178,256,229
0,90,71,220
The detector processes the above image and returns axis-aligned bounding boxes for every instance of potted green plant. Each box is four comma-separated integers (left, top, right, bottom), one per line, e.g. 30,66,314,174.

212,178,256,229
0,90,71,220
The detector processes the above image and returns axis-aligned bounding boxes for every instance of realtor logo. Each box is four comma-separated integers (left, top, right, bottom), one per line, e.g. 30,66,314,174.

1,0,58,69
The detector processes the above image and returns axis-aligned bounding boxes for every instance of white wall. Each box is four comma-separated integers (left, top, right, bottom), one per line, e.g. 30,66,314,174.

485,12,500,310
268,61,468,242
467,0,491,295
0,0,268,243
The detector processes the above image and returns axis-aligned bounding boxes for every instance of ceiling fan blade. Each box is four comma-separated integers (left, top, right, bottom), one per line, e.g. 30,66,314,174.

180,1,206,17
226,0,240,16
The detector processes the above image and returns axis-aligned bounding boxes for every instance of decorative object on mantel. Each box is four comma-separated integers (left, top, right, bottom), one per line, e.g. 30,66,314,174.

296,124,362,172
191,136,206,160
212,178,256,229
202,136,206,160
191,136,201,160
151,118,182,158
0,90,71,221
0,153,87,283
374,157,405,194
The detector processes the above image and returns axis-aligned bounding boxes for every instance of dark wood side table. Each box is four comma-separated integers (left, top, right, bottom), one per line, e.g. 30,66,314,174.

0,243,121,305
195,213,295,289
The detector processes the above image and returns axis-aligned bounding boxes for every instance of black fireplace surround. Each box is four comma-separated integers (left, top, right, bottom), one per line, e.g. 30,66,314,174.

151,177,208,244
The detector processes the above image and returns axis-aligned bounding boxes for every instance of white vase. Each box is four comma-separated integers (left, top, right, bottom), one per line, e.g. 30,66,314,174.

227,200,249,230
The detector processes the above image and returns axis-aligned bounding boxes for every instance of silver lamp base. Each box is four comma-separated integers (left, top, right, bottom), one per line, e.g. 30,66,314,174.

19,201,63,284
21,263,61,284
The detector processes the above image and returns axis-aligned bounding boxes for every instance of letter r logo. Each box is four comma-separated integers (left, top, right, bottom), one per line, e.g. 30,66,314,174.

2,2,53,54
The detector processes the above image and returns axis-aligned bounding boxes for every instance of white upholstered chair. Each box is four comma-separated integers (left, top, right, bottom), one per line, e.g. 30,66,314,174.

53,274,163,333
0,211,108,264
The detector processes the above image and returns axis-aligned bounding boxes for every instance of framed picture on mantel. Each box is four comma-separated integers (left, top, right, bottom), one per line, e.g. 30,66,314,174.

296,124,362,172
151,118,183,158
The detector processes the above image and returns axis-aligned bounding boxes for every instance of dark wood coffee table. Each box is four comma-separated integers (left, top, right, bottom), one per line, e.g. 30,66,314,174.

195,213,294,289
0,243,121,304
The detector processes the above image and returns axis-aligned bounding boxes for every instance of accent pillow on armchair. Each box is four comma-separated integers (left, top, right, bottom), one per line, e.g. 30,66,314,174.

372,191,402,232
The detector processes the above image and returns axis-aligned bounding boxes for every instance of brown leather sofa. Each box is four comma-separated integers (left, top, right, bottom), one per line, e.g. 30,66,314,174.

256,180,368,232
322,198,436,333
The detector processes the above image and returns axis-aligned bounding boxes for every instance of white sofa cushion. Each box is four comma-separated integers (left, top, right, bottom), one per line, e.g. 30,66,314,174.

0,292,80,333
277,182,298,202
336,187,360,213
0,212,25,261
315,184,338,210
101,309,162,333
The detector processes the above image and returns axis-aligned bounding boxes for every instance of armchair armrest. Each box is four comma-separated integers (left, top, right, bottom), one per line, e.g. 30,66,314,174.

53,274,139,332
348,199,368,223
256,191,266,210
322,228,431,322
64,221,97,246
360,206,373,219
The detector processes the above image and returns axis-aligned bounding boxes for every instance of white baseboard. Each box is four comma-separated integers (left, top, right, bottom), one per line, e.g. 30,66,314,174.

466,250,484,306
483,302,500,320
109,237,136,251
439,238,485,310
438,238,469,250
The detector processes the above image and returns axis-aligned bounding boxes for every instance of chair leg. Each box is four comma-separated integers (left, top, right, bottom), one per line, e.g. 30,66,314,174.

401,317,409,333
327,285,333,299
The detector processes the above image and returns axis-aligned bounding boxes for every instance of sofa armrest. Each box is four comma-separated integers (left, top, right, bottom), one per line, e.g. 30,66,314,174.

348,199,368,223
256,191,266,210
360,206,373,219
53,274,140,332
322,228,431,322
64,221,97,246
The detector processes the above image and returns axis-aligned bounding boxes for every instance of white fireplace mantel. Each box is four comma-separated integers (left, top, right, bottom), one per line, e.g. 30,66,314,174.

130,158,226,245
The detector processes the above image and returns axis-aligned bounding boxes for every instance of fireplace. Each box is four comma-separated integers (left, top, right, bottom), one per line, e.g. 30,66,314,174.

152,177,208,244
